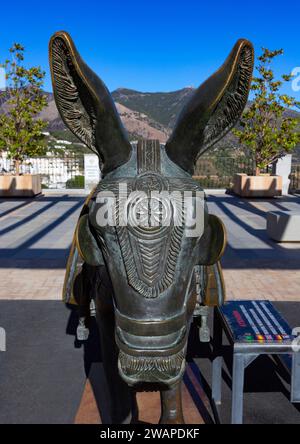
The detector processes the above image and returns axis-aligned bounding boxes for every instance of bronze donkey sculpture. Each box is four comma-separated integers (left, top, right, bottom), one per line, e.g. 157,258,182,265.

49,32,254,423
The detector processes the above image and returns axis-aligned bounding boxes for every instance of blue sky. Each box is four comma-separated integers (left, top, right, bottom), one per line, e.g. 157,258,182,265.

0,0,299,99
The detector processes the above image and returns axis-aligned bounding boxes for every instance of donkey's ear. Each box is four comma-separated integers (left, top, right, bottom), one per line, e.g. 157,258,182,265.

165,39,254,173
49,31,132,174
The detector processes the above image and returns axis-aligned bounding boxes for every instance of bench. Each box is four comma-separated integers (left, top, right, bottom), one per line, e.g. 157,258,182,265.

211,300,300,424
267,211,300,242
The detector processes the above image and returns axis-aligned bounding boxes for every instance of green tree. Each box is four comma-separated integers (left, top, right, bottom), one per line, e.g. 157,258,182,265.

0,43,48,175
233,48,300,175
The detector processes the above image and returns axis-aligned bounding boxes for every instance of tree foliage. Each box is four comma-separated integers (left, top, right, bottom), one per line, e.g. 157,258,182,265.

233,48,300,175
0,43,48,174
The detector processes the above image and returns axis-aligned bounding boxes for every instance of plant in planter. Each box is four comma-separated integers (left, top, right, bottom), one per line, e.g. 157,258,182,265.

0,43,48,196
232,47,300,197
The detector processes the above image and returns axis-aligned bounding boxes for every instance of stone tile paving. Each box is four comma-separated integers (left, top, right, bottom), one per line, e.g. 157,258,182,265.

206,193,300,301
0,194,85,299
0,192,299,301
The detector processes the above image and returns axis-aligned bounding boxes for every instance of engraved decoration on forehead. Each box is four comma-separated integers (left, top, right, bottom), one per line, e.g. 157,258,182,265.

137,139,161,174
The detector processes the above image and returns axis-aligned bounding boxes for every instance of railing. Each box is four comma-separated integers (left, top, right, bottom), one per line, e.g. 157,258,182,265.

193,156,255,189
1,154,298,191
290,164,300,193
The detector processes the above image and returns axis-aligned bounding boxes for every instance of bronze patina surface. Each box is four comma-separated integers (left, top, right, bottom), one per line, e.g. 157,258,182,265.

49,31,254,423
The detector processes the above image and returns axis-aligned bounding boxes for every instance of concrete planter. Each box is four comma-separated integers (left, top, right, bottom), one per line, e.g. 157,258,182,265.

0,174,42,197
232,173,282,197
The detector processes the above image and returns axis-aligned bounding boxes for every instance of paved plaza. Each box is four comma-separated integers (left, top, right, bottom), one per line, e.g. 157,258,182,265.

0,191,300,424
208,193,300,301
0,191,299,302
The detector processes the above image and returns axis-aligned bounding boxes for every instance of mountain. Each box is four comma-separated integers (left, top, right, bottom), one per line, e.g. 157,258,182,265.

115,102,169,142
43,87,196,139
111,87,195,129
8,89,179,141
1,88,299,152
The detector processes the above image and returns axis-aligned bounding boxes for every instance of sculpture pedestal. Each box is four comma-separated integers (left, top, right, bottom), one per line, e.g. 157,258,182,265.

272,154,292,195
74,364,209,424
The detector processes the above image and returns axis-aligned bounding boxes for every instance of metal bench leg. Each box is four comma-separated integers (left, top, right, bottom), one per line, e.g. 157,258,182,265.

212,307,223,406
291,352,300,403
231,353,245,424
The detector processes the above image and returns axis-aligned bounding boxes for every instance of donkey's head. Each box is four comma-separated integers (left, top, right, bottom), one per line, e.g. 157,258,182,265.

50,32,253,387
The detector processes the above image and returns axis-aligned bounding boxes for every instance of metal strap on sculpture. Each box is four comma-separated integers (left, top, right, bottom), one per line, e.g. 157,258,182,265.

49,32,254,424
